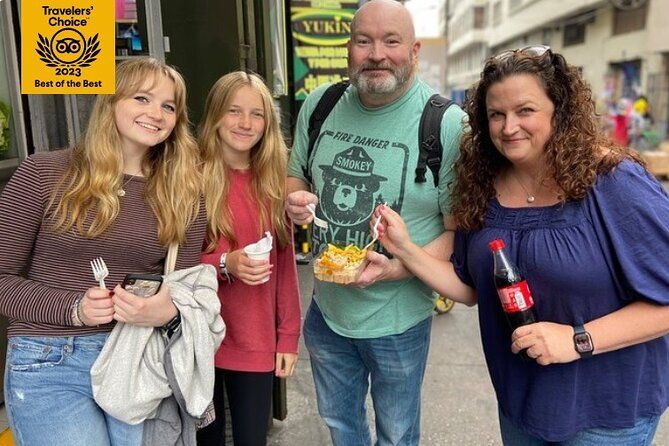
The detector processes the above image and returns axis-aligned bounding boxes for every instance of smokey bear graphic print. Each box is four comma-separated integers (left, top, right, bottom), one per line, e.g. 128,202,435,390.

309,130,410,255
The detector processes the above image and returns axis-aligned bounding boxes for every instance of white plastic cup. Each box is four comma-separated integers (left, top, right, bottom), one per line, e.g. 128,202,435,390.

244,244,272,283
244,245,271,261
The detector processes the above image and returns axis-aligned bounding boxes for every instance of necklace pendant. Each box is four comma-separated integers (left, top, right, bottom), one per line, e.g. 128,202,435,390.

526,195,535,203
117,189,126,197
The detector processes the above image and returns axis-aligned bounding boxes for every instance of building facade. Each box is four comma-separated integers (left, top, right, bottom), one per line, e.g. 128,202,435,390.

447,0,669,139
406,0,449,94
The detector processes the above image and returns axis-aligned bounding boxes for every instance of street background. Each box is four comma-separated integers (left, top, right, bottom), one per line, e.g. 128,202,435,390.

267,262,669,445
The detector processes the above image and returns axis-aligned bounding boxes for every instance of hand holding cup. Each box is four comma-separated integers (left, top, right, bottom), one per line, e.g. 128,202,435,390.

228,231,274,286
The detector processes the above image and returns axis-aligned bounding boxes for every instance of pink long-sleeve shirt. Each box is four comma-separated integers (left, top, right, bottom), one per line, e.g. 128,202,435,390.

200,169,301,372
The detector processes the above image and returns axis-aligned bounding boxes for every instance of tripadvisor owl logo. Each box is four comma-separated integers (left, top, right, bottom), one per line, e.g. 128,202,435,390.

22,1,114,93
36,27,100,69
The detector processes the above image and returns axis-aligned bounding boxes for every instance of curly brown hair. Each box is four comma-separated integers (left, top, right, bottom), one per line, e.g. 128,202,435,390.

450,48,643,230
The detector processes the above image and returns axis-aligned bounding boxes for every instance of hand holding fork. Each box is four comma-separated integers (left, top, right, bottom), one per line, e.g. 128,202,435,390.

76,257,115,327
90,257,109,289
306,203,329,229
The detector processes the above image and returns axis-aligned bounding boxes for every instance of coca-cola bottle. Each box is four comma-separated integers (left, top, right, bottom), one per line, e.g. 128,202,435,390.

489,239,537,358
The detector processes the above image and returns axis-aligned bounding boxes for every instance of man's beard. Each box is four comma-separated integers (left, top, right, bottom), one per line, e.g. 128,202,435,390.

349,59,413,96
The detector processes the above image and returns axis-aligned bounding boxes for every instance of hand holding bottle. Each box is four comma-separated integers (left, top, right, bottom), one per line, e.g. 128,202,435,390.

489,239,538,360
511,322,580,365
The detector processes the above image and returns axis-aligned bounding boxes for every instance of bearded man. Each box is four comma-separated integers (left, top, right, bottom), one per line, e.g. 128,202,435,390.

285,1,466,444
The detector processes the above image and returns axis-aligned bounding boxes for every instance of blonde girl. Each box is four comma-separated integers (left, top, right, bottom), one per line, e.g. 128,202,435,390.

0,57,206,445
198,72,301,446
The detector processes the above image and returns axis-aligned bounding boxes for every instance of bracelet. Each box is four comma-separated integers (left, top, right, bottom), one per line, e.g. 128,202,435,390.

71,296,84,327
219,252,233,282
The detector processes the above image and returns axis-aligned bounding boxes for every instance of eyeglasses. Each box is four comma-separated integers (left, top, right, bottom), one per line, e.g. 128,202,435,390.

492,45,552,62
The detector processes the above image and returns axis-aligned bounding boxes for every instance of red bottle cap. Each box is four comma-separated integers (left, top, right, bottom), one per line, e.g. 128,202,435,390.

488,239,505,251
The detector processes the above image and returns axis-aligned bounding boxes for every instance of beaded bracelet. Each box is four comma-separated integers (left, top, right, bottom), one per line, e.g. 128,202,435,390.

71,296,85,326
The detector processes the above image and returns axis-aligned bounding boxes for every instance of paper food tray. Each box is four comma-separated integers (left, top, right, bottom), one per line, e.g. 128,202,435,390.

313,259,366,284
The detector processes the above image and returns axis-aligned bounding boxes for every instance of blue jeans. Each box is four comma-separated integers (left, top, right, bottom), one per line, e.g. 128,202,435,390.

499,409,660,446
4,334,143,446
304,301,432,446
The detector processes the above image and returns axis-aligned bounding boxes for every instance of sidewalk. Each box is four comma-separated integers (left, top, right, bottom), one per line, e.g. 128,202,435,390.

268,264,669,445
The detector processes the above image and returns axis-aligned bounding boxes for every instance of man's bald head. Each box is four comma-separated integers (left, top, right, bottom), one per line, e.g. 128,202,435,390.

351,0,416,43
347,0,421,106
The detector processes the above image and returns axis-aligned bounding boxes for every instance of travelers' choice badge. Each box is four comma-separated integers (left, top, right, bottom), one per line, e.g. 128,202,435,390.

21,1,114,94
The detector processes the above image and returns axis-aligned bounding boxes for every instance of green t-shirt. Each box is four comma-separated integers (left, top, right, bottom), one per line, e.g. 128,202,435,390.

288,78,465,338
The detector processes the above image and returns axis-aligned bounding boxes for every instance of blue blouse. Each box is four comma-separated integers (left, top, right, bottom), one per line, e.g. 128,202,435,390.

452,160,669,441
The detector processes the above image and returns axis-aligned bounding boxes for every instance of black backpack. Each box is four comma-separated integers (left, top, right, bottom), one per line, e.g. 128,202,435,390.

303,81,455,187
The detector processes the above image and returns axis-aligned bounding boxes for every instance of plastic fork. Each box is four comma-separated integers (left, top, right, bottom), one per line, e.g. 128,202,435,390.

363,214,383,251
306,203,328,229
90,257,109,289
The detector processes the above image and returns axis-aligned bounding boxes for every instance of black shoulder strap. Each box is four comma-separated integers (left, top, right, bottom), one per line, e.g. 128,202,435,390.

415,94,455,187
303,81,350,183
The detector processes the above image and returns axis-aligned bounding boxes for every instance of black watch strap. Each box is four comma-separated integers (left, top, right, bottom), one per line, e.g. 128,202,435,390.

161,313,181,337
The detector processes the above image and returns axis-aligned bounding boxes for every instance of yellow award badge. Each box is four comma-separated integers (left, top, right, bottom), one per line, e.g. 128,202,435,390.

21,1,114,94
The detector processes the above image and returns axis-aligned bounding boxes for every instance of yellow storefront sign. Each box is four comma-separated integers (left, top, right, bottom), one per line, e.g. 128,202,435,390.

21,1,114,94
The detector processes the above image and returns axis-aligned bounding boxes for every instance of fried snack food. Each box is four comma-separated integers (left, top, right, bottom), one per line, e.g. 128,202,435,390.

314,243,367,284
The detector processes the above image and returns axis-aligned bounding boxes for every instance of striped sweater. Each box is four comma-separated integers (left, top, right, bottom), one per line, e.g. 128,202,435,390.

0,149,207,337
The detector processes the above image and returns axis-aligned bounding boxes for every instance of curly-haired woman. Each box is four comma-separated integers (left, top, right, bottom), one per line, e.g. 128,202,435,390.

372,46,669,445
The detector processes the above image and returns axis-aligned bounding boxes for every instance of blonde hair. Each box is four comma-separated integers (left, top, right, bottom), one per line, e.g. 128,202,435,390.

199,71,290,252
49,57,201,245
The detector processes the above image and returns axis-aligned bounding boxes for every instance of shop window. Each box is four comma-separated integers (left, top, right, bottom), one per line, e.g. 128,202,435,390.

0,0,27,183
0,50,17,163
474,6,487,29
612,3,647,35
116,0,149,56
542,28,552,46
563,22,585,47
610,60,642,100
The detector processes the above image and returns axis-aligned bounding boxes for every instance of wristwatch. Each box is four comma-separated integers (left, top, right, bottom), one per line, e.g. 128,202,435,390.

161,313,181,338
573,324,594,358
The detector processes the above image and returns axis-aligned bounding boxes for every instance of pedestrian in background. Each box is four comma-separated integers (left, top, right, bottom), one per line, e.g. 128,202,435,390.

0,57,205,445
285,0,466,444
630,95,654,150
197,71,301,446
374,46,669,445
611,98,631,146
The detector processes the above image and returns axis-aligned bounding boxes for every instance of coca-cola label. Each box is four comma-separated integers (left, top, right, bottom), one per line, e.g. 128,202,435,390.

496,281,534,313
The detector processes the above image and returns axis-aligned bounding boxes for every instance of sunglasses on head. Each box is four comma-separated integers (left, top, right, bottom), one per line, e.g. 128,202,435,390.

492,45,552,61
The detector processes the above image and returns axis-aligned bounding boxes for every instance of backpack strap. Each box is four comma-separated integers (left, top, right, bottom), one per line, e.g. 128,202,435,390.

415,94,454,187
303,81,350,183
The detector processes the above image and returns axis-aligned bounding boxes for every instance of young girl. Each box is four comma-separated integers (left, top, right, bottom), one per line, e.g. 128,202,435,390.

197,72,301,446
0,57,206,444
